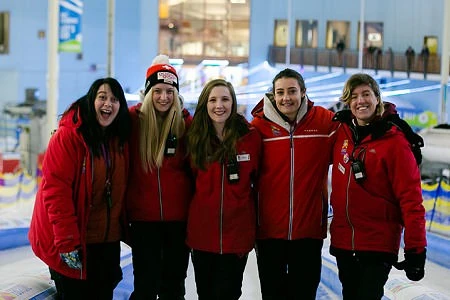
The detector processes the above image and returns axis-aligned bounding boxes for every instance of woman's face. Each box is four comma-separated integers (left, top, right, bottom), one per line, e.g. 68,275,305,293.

94,83,120,128
273,77,305,121
207,85,233,128
152,83,175,115
349,84,379,125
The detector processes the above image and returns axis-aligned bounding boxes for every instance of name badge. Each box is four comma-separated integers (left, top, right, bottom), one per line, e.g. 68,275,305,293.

237,154,250,162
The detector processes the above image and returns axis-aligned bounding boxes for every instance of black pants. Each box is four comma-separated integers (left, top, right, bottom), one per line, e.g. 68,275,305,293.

255,238,323,300
191,249,248,300
129,221,190,300
50,241,122,300
335,254,392,300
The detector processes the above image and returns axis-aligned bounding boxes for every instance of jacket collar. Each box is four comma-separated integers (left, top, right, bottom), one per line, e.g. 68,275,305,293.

333,109,393,141
260,92,309,131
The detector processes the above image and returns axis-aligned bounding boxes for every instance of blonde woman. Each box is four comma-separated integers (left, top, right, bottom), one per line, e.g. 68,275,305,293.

126,55,193,300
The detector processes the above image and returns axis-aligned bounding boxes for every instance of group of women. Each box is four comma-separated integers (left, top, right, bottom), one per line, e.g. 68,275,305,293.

28,54,426,300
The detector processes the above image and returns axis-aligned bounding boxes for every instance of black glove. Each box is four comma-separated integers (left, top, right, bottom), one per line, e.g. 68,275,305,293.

394,248,426,281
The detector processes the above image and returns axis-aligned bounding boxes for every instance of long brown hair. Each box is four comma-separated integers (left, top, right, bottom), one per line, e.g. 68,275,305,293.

187,79,249,169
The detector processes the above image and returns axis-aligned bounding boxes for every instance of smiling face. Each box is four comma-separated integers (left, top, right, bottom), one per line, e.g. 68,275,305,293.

273,77,305,121
207,85,233,134
350,84,380,125
94,83,120,128
152,83,175,115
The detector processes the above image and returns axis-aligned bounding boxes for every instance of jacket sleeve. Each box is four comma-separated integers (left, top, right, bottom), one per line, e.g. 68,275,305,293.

42,128,82,253
387,134,427,251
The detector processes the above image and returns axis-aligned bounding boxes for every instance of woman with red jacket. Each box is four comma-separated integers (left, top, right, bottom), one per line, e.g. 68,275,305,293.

28,77,131,299
186,78,262,300
251,68,337,299
330,73,427,299
126,55,193,300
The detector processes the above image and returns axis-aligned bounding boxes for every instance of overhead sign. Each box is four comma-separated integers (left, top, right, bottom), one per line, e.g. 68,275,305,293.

59,0,83,53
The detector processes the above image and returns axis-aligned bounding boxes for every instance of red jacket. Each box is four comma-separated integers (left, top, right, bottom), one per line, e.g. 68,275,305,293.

28,108,129,279
126,104,194,222
186,127,262,254
330,112,427,254
251,94,337,240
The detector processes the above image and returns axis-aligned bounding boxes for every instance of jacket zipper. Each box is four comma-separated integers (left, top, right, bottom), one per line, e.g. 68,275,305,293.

346,127,357,251
288,130,294,240
220,164,225,254
157,167,163,221
83,153,93,280
104,203,111,242
346,166,355,251
102,144,112,242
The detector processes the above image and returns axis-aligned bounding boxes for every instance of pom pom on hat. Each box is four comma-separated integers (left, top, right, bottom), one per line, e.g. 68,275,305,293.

144,54,179,95
151,54,170,65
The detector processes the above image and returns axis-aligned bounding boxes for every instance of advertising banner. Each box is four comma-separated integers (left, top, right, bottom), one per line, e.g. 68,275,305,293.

59,0,83,53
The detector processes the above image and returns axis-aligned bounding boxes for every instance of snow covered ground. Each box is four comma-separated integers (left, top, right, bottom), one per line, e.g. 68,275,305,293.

1,232,449,299
0,238,339,299
1,182,449,299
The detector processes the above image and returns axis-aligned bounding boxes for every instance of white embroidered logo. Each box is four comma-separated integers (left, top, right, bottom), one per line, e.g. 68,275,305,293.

157,71,178,84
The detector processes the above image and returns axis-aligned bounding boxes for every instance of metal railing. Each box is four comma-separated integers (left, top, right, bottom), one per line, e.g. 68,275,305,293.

0,114,17,153
268,46,444,78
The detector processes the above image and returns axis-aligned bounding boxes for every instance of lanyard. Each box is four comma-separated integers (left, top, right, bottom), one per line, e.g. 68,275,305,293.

101,143,112,208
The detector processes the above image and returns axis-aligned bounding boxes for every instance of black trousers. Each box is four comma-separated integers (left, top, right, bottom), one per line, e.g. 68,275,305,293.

50,241,122,300
335,254,392,300
191,249,248,300
255,238,323,300
129,221,190,300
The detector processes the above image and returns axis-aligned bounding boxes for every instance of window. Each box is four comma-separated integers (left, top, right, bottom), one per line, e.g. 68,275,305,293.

158,0,250,60
274,20,288,47
424,36,438,55
296,20,318,48
365,22,384,49
357,22,384,49
204,20,228,56
229,20,249,56
0,12,10,54
326,20,350,49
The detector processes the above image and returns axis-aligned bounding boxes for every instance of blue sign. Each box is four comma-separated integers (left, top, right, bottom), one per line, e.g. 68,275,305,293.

59,0,83,53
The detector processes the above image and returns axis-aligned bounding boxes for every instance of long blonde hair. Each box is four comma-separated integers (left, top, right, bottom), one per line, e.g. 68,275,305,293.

139,87,185,172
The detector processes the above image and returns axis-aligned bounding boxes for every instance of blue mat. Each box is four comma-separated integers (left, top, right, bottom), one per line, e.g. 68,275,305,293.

0,227,29,250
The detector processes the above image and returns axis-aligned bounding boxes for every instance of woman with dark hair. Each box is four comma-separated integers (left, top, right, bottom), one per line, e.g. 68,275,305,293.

28,77,131,299
187,78,262,300
330,73,426,299
251,68,337,299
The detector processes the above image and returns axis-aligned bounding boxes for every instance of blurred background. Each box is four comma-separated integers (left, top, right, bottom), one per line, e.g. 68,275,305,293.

0,1,449,299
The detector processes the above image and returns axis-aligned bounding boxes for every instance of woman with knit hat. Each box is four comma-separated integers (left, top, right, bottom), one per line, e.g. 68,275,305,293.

126,55,194,300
